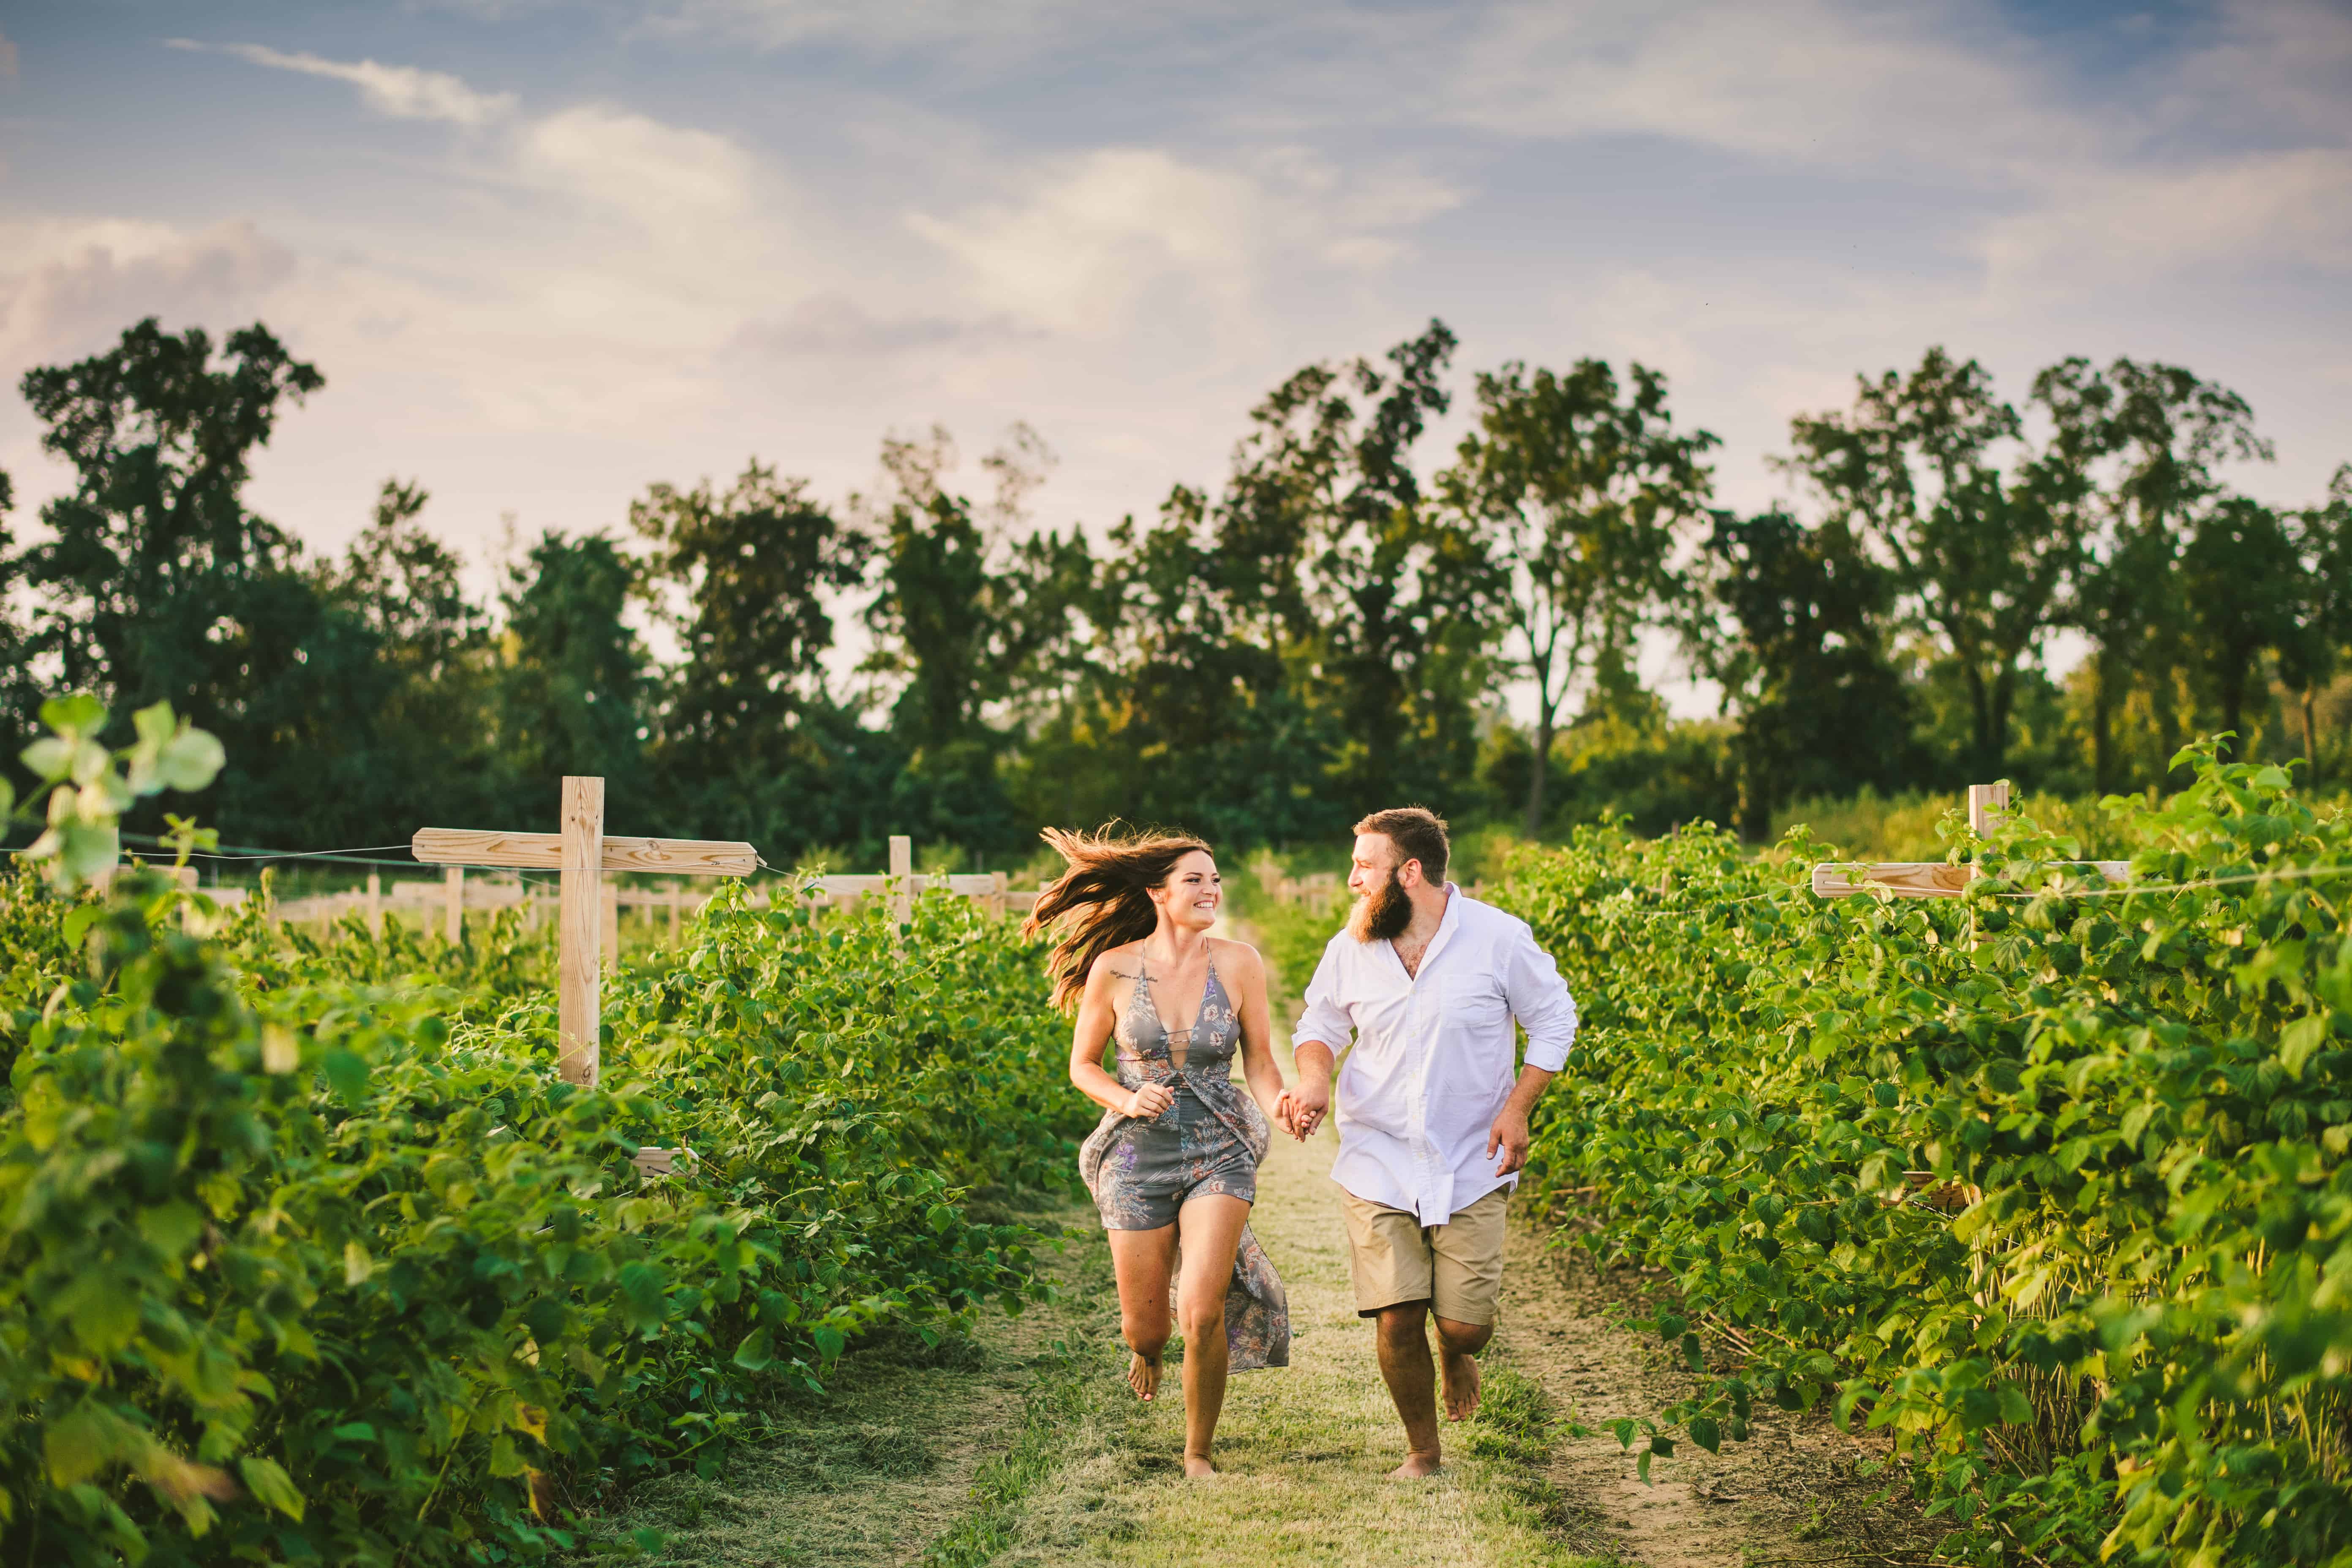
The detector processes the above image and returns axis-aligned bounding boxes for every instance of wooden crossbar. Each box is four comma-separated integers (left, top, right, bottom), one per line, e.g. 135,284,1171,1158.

1812,780,2130,900
412,827,756,876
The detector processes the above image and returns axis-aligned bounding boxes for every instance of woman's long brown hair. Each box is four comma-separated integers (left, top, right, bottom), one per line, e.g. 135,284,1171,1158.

1023,825,1213,1013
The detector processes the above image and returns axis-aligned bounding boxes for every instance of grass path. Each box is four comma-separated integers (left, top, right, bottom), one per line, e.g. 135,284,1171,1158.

983,1127,1600,1568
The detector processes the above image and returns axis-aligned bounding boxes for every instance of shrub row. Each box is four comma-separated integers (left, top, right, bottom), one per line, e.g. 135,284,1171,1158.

0,871,1083,1565
1500,743,2352,1567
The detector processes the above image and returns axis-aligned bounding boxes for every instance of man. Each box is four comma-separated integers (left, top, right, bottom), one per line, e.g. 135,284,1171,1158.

1278,806,1578,1479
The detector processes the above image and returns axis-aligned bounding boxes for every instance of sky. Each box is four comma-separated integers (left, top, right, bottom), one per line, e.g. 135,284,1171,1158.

0,0,2348,694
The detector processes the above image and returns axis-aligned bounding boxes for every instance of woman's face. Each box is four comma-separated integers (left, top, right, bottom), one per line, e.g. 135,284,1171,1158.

1152,850,1221,931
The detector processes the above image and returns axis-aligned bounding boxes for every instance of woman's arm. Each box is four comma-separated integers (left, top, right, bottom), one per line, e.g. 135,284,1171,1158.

1223,942,1288,1123
1070,950,1172,1120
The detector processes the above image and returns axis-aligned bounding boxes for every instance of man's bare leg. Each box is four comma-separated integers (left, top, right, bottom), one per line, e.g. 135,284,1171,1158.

1374,1301,1444,1477
1436,1315,1492,1421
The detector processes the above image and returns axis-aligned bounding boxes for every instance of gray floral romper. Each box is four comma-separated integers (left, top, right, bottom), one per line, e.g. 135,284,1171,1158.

1078,953,1290,1370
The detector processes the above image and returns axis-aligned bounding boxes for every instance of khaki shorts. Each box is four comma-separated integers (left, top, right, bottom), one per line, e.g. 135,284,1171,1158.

1340,1186,1509,1326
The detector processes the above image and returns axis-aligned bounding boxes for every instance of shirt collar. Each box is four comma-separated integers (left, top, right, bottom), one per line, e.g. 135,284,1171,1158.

1417,881,1465,972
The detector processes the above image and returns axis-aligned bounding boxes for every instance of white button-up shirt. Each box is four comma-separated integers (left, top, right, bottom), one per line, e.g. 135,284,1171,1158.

1293,886,1579,1225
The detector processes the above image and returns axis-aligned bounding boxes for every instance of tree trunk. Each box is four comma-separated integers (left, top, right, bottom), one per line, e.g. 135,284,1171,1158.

2092,652,2115,797
1965,664,1995,779
2219,652,2246,760
1523,710,1553,838
2303,688,2320,785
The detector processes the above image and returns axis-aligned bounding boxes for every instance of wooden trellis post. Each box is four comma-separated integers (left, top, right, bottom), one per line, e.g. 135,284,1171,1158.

443,866,464,944
1811,781,2126,901
889,835,912,926
412,776,755,1085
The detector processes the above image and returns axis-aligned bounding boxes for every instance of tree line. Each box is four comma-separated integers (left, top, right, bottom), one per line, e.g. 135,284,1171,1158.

0,315,2344,862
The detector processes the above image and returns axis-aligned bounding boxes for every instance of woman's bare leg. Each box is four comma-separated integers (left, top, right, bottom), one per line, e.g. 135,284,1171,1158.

1173,1194,1251,1476
1108,1225,1179,1400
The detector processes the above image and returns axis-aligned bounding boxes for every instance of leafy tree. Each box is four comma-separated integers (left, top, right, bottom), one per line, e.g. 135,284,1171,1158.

2179,495,2302,755
494,531,655,830
1687,510,1916,838
1204,320,1498,817
633,461,869,758
2282,466,2352,779
860,428,1093,850
1442,358,1715,833
2037,357,2270,788
15,320,323,727
630,461,873,849
1785,347,2078,782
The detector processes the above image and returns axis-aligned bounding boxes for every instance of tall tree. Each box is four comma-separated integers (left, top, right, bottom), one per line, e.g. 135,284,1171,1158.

1686,510,1916,838
1785,347,2080,782
632,460,871,837
1208,320,1495,814
860,427,1094,849
2282,466,2352,779
1441,358,1715,833
2037,357,2270,789
16,319,324,726
2179,496,2302,754
495,531,655,829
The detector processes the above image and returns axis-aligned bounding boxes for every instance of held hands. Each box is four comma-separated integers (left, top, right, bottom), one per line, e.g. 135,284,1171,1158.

1486,1106,1532,1176
1122,1081,1176,1120
1275,1075,1330,1143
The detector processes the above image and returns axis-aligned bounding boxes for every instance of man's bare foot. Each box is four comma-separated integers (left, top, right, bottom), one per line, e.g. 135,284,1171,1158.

1127,1353,1162,1401
1387,1451,1443,1479
1441,1349,1482,1421
1183,1453,1217,1478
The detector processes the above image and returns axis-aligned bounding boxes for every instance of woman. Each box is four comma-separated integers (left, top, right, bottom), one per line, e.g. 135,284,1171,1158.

1026,827,1290,1478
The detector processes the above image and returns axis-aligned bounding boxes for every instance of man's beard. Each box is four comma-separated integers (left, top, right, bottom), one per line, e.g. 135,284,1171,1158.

1349,868,1413,943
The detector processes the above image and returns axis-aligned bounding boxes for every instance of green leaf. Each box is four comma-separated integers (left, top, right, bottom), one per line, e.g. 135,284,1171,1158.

44,1404,118,1487
137,1201,206,1261
2281,1015,2329,1078
812,1324,846,1361
240,1456,305,1521
322,1048,371,1106
154,725,226,793
330,1423,377,1443
1688,1416,1721,1454
38,693,106,738
488,1435,526,1477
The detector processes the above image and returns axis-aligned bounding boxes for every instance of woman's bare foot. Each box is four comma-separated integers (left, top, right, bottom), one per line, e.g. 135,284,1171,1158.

1387,1450,1443,1479
1127,1352,1162,1402
1440,1349,1481,1421
1183,1452,1217,1478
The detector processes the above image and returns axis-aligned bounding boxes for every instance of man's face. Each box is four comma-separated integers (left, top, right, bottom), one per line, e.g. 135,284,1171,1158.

1348,834,1415,942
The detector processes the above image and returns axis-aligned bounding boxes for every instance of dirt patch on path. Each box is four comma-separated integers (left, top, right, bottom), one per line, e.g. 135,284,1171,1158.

1495,1225,1940,1568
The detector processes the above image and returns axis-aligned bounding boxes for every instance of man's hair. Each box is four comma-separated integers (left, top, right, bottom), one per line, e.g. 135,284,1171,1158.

1354,806,1450,885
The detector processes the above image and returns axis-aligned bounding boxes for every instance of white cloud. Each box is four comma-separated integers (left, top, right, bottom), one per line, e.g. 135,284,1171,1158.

166,39,517,126
1437,0,2096,179
908,149,1258,334
0,219,298,368
514,105,758,228
1981,148,2352,297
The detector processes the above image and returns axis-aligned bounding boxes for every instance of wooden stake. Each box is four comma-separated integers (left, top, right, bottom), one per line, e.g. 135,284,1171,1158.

444,866,464,945
366,871,383,937
668,884,682,944
559,776,605,1086
601,879,621,968
989,869,1008,920
1968,782,2011,839
889,835,912,928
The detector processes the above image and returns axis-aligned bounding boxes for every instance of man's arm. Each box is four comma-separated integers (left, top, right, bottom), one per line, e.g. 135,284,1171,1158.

1485,1064,1554,1175
1489,922,1579,1174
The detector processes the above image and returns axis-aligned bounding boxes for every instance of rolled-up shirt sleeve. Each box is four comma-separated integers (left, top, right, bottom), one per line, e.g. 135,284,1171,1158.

1293,939,1354,1053
1502,922,1578,1073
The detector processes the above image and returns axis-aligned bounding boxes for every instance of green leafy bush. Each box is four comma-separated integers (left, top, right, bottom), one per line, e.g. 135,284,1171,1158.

0,698,1087,1565
1500,745,2352,1566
